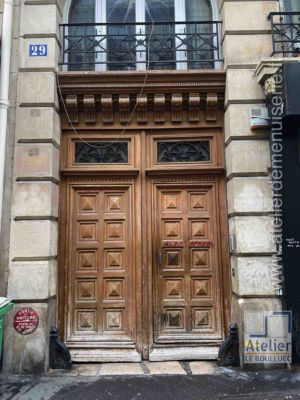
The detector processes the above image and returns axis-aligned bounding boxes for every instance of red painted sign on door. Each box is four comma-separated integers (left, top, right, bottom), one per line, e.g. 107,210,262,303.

13,308,39,335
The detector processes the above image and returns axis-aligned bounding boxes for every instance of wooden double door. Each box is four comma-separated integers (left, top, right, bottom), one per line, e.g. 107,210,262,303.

61,174,228,362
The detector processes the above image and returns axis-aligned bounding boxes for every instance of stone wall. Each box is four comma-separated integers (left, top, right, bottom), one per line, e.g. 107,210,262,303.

2,0,63,374
0,0,21,298
220,0,282,365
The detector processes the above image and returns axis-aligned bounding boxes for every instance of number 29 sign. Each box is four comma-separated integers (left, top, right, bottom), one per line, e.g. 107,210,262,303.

29,44,48,57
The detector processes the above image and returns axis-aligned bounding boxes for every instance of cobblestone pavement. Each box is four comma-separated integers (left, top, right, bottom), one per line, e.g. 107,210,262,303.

1,362,300,400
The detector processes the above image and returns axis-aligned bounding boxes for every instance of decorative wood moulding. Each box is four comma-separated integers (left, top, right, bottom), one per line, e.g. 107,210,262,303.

154,94,165,123
171,93,183,123
206,93,218,122
65,95,78,123
58,71,225,126
189,93,200,122
83,95,96,123
101,94,113,124
119,94,131,124
136,94,148,124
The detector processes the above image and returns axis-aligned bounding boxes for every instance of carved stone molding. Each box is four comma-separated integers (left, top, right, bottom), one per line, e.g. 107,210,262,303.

65,95,78,123
101,95,113,124
83,95,96,124
206,93,218,122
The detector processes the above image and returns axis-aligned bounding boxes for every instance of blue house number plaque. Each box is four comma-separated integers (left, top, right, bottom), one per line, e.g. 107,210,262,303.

29,44,48,57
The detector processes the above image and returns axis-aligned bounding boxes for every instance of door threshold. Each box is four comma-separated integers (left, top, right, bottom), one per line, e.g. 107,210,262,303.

149,346,219,361
70,348,142,363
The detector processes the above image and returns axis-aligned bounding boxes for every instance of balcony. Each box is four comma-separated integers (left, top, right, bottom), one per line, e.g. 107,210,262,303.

269,12,300,56
59,21,222,72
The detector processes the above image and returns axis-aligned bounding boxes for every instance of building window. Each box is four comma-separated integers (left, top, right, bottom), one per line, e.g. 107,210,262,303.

65,0,218,71
283,0,300,12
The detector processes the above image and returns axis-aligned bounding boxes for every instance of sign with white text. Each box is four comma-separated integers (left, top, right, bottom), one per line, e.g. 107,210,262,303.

29,44,48,57
244,311,292,364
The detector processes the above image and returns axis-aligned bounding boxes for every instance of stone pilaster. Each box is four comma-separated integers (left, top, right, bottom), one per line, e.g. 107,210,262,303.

3,0,63,374
221,0,282,366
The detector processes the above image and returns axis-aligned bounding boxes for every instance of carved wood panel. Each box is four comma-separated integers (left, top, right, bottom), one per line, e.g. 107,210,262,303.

68,185,134,342
154,183,222,342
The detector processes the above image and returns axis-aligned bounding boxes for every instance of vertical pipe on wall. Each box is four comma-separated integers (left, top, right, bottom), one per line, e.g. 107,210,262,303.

0,0,14,235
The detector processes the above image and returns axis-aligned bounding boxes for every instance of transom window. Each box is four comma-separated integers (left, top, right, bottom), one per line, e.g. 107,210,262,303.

63,0,220,71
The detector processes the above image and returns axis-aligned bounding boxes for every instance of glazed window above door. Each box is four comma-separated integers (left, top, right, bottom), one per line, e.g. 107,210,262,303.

62,0,222,71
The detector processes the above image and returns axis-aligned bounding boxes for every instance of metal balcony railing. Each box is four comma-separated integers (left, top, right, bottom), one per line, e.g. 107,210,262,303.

269,12,300,56
59,21,222,71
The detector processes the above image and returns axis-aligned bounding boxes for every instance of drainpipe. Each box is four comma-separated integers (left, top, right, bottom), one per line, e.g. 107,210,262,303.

0,0,14,235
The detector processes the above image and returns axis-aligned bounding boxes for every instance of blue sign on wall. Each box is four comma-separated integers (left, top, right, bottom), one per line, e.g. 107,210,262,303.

29,44,48,57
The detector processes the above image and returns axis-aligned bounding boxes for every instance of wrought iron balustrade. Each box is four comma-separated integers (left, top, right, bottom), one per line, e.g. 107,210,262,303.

269,12,300,56
60,21,222,71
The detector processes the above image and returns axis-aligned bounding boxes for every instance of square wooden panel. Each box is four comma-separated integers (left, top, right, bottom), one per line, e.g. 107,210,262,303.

190,249,210,269
105,193,123,213
164,278,184,299
76,279,97,302
77,250,98,272
164,308,185,330
190,220,208,239
78,194,98,214
78,222,97,241
161,192,181,212
104,249,124,271
163,249,183,270
189,192,208,212
76,309,97,332
104,309,124,332
105,221,125,241
163,220,183,240
191,279,211,299
104,279,125,301
192,308,213,331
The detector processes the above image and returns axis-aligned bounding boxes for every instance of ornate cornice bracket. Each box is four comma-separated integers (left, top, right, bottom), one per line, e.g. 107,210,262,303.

136,94,148,124
119,94,131,124
206,93,218,122
101,95,113,124
154,94,166,123
171,93,183,123
189,93,201,122
83,95,96,124
65,95,78,123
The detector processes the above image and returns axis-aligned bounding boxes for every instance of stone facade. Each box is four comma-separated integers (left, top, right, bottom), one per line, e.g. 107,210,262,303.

0,0,288,373
221,0,281,364
2,0,62,374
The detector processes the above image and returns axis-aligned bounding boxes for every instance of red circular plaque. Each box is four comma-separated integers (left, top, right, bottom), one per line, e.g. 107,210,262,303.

13,308,39,335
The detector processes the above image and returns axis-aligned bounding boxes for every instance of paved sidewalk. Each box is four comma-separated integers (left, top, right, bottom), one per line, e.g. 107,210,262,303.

1,362,300,400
